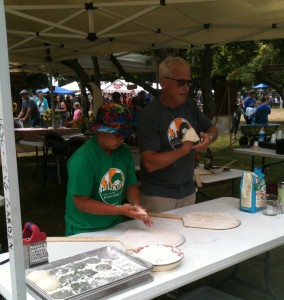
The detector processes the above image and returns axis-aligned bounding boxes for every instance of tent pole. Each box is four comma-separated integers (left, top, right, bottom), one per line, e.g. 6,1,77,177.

47,63,55,129
0,1,26,299
227,85,232,142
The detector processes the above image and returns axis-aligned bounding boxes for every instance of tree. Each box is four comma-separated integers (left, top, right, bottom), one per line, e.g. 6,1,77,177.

61,58,103,117
213,41,284,99
186,45,215,119
188,40,284,118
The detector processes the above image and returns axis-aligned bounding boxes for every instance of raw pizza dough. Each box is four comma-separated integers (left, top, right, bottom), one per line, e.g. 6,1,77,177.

135,207,147,216
36,276,61,292
182,127,200,143
182,212,241,230
26,270,50,283
120,229,185,249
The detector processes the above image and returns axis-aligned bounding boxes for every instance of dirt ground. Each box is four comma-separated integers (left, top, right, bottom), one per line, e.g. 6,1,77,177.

267,108,284,122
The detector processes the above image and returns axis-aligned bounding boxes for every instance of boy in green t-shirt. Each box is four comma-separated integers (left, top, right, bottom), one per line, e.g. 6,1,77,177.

65,103,153,236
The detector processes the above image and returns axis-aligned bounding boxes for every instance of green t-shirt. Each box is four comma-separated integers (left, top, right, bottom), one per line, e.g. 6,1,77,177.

65,136,137,236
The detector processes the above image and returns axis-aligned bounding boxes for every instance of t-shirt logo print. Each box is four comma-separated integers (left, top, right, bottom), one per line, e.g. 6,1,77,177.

99,168,125,204
168,118,191,149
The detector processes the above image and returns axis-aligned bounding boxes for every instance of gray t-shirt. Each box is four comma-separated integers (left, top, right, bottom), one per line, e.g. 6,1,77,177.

22,98,40,120
138,97,212,199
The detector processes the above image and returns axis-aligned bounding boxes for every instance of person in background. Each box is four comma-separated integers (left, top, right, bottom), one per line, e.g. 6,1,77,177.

65,96,73,119
65,103,153,235
73,102,83,121
243,90,256,124
18,89,41,127
35,90,49,128
12,100,18,117
69,94,78,118
137,56,218,213
64,102,83,128
230,100,243,142
253,97,271,124
55,95,68,127
112,92,121,105
137,90,150,108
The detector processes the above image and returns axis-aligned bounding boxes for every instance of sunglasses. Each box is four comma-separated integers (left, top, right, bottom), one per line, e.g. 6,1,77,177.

164,76,192,87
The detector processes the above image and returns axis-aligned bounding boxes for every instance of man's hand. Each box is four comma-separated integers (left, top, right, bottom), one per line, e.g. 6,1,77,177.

192,132,212,152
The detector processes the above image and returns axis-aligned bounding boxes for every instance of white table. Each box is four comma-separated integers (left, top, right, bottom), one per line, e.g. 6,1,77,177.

18,133,88,179
14,127,80,141
1,197,284,300
18,133,86,149
234,147,284,171
197,167,242,185
195,166,243,199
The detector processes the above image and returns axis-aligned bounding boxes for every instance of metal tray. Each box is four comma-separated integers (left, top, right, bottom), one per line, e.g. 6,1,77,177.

26,246,153,300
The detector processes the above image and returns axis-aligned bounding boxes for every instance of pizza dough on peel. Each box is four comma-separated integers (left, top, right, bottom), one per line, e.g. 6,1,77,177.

182,212,241,230
182,127,200,143
119,229,185,249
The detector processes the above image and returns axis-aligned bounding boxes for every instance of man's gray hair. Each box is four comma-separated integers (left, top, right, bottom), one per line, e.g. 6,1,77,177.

159,56,189,78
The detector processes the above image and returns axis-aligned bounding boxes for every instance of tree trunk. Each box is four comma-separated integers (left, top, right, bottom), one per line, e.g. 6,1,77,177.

109,55,160,97
200,45,215,119
60,58,104,117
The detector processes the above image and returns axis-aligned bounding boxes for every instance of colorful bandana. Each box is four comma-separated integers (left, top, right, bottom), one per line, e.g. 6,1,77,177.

90,103,133,136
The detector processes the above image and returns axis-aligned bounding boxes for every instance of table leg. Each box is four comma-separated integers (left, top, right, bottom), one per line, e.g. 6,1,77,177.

231,179,236,197
32,146,39,178
251,156,255,171
196,189,212,201
262,157,265,170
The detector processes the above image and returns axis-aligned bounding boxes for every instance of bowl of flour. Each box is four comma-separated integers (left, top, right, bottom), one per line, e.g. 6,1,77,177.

130,244,184,272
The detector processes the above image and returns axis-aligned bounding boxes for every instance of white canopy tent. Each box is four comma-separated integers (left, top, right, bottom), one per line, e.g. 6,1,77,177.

61,81,80,91
3,1,284,299
102,79,144,95
5,0,284,73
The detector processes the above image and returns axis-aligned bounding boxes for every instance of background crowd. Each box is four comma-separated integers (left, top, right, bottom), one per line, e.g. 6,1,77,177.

13,88,155,131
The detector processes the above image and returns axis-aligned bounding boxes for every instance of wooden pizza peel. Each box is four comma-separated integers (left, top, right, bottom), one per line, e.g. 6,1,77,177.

148,212,241,230
47,229,185,250
194,168,214,188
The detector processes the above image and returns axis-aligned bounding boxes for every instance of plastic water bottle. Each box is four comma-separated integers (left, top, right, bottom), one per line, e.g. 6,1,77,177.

258,127,265,142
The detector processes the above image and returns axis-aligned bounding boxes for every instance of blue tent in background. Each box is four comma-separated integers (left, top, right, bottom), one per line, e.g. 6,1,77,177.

252,83,270,89
39,86,75,94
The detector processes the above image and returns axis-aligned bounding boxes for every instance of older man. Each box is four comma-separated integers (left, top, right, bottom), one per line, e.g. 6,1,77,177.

138,56,218,213
18,89,41,127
